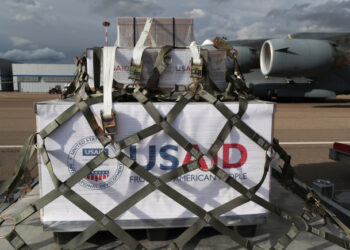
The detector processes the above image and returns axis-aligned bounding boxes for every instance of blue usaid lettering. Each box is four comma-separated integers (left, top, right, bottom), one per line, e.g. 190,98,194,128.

82,148,109,156
130,143,247,171
67,136,123,190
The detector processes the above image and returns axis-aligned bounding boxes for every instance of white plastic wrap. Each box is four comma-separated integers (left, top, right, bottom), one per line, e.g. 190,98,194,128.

87,48,227,90
36,100,274,230
117,17,195,48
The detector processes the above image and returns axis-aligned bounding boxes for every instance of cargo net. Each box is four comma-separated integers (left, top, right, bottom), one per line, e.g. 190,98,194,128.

1,46,350,250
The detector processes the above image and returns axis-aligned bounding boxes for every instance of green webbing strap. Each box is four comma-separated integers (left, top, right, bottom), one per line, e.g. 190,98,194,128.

195,90,292,227
308,225,350,249
8,97,146,249
39,139,138,248
213,166,293,222
200,50,222,93
39,145,60,188
117,91,251,246
58,181,144,250
39,104,79,139
165,92,194,122
65,56,90,98
322,205,350,236
173,84,188,93
133,90,163,123
4,230,30,250
76,100,110,146
85,91,124,106
272,138,294,182
9,151,147,249
271,225,299,250
92,47,102,90
145,45,173,90
199,90,270,151
119,124,161,149
307,192,350,236
116,92,192,150
225,73,251,98
116,151,259,250
10,152,108,226
206,99,247,162
133,90,203,162
3,80,350,250
63,161,200,249
170,156,270,249
118,92,193,149
62,57,82,98
0,133,36,202
130,89,261,249
209,162,340,249
271,210,315,250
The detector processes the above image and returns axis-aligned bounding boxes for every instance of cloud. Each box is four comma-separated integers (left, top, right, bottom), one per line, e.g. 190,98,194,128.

3,0,54,22
267,1,350,32
232,0,350,39
207,0,232,3
184,9,206,19
267,3,310,18
0,48,65,63
9,36,36,48
236,22,289,39
91,0,163,17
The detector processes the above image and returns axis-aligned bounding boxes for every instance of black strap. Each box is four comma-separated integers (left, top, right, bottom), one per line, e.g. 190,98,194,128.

133,17,136,47
145,45,173,90
93,47,101,90
172,17,175,47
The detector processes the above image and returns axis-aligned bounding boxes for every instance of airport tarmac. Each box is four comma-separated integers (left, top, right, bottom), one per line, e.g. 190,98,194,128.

1,92,349,188
0,92,349,249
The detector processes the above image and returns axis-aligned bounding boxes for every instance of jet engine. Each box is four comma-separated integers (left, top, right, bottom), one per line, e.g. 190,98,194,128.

234,46,259,73
260,39,338,77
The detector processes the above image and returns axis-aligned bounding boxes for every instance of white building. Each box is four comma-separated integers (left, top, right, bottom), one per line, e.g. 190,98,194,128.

12,64,76,92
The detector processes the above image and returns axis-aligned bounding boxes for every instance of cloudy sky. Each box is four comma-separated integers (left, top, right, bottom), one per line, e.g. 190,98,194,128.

0,0,349,63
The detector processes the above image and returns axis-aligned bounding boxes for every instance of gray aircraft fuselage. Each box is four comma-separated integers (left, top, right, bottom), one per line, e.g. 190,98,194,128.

228,32,350,99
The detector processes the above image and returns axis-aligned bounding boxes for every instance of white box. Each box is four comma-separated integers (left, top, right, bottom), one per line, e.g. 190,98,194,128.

87,48,227,91
117,17,195,48
36,100,274,231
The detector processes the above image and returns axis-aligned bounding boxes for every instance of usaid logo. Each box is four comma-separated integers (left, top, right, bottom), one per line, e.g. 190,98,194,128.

129,143,248,171
82,148,108,156
67,136,123,190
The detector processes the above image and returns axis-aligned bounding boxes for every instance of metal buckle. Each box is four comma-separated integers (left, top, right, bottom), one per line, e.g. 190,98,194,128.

292,216,309,232
190,59,203,79
212,36,237,59
129,59,142,81
100,110,117,137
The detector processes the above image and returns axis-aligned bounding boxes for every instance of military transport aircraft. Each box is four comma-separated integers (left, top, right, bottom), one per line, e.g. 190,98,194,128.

227,32,350,99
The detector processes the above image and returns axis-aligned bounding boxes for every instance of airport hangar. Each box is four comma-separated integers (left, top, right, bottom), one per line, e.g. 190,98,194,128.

0,59,76,93
12,63,75,93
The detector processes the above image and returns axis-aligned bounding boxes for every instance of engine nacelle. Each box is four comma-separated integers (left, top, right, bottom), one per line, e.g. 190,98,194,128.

260,39,335,77
234,46,259,72
225,46,259,73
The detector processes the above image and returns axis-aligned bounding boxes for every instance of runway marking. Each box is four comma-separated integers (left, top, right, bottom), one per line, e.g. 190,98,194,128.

279,141,350,145
0,145,22,148
1,142,350,149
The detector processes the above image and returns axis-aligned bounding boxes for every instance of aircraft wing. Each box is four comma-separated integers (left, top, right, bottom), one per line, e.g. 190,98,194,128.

227,32,350,50
224,32,350,99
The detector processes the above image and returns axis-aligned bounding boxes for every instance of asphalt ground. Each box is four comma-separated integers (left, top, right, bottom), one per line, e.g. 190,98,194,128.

0,92,349,249
0,93,60,182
